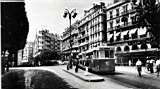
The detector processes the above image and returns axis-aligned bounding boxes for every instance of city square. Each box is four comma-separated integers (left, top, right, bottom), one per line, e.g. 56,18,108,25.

1,0,160,89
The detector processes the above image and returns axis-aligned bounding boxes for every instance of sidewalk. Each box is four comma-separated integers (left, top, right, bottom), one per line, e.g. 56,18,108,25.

116,66,160,79
62,67,104,82
63,66,160,88
114,66,160,89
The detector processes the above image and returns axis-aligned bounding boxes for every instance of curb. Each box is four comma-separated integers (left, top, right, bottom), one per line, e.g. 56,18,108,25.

62,68,104,82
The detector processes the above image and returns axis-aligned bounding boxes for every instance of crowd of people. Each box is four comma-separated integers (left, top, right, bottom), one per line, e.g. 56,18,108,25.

136,58,160,77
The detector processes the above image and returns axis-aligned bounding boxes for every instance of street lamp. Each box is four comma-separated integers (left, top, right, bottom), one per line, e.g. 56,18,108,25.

63,9,77,69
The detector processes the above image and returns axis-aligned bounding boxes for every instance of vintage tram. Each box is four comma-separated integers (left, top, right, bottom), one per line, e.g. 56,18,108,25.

78,46,115,73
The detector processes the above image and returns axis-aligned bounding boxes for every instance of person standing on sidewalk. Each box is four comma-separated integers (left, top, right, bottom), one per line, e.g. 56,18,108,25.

75,58,79,73
150,59,154,73
84,59,89,76
136,59,142,77
156,58,160,77
129,60,132,66
146,60,150,71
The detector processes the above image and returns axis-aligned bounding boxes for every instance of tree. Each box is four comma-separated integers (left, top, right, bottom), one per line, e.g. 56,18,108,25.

1,2,29,73
34,50,61,66
132,0,160,48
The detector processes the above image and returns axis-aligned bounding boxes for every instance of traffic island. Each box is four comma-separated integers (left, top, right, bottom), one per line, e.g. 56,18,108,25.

62,68,104,82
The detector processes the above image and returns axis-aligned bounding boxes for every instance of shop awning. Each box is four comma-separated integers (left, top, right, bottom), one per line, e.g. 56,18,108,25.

33,52,41,57
121,31,129,38
138,27,147,35
107,34,113,40
115,48,160,57
79,42,88,47
115,32,121,37
129,28,137,34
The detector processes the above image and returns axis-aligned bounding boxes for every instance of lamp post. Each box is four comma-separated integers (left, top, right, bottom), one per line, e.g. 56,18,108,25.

63,9,77,69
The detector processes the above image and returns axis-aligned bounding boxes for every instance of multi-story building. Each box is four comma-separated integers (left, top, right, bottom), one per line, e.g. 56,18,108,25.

33,29,61,57
33,29,50,57
62,21,79,60
78,2,110,60
50,33,62,53
106,0,159,65
18,50,23,65
18,42,34,65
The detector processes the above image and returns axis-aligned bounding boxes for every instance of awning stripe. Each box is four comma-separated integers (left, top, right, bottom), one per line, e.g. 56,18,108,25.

121,31,129,38
107,34,113,40
129,28,137,34
138,27,147,35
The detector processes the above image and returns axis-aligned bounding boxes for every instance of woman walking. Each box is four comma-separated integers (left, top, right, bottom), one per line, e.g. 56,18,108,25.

136,59,142,77
156,59,160,77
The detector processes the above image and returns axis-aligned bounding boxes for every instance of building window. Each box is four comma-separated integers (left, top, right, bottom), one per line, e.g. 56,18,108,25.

116,8,119,16
121,16,128,26
132,44,139,50
124,46,130,51
110,11,113,19
141,44,148,49
124,34,129,40
122,5,128,14
116,47,121,52
131,30,138,39
116,18,120,24
110,21,113,28
105,50,109,57
131,16,136,24
116,33,121,41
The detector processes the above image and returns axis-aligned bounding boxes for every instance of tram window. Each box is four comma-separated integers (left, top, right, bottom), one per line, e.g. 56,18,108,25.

105,51,109,58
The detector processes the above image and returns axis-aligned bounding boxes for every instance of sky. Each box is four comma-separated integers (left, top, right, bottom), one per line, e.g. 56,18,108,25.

25,0,112,42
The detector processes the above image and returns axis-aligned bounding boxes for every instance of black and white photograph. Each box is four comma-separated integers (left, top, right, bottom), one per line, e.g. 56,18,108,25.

1,0,160,89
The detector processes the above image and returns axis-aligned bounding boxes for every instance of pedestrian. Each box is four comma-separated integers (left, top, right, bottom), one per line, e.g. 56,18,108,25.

136,59,142,77
146,60,150,71
150,59,154,73
129,60,132,66
67,63,69,70
156,59,160,77
75,58,79,73
84,60,89,76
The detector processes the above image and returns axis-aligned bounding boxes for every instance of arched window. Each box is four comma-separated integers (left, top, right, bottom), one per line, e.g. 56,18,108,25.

124,46,130,51
141,44,148,49
116,47,121,52
132,45,139,50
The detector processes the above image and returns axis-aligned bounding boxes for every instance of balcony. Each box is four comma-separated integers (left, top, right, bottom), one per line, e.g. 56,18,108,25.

107,27,115,32
107,36,151,45
121,10,129,16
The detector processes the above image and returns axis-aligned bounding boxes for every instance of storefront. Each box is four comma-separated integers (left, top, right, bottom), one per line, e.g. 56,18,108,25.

115,49,160,66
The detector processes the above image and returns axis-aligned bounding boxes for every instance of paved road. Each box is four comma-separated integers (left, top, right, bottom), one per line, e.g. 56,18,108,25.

113,66,160,89
11,65,136,89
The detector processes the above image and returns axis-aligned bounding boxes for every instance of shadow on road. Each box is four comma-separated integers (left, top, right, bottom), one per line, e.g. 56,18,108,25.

2,69,79,89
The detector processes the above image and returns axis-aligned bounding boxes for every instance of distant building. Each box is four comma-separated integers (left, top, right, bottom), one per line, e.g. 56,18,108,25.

18,42,34,65
18,50,23,65
50,33,62,53
33,29,62,57
106,0,159,65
